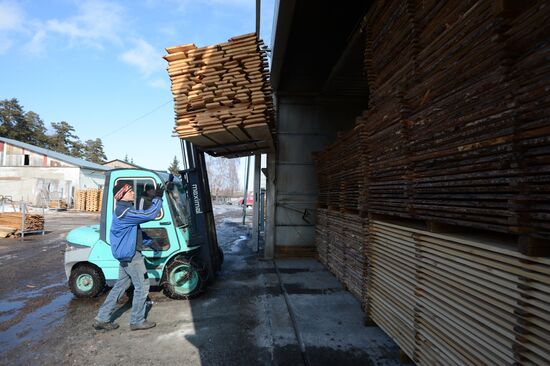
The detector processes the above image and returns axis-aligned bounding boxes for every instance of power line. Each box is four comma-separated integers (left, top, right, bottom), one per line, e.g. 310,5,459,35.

101,99,173,139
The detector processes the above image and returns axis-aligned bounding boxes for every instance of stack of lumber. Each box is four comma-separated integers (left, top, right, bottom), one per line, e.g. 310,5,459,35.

315,209,368,302
314,124,367,213
0,213,44,237
363,98,412,218
48,200,67,209
406,0,519,234
341,213,368,300
366,220,416,357
313,0,550,363
505,2,550,242
316,0,550,253
315,209,329,265
74,190,86,211
164,33,274,157
325,210,346,282
367,220,550,365
363,0,416,98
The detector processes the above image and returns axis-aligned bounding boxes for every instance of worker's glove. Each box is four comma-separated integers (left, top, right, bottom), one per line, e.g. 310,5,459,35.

155,185,165,198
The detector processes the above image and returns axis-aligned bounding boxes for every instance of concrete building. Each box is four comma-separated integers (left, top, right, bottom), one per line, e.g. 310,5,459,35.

102,159,142,169
265,2,370,257
0,136,110,206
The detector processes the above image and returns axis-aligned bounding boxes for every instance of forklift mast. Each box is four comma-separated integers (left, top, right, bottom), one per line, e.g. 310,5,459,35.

179,140,221,282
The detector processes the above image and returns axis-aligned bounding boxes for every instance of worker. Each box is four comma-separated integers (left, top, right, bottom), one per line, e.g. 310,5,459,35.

93,182,164,331
138,184,155,210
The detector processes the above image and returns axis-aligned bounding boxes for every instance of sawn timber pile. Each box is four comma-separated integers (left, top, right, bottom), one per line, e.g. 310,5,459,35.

314,0,550,365
164,33,274,157
0,213,44,237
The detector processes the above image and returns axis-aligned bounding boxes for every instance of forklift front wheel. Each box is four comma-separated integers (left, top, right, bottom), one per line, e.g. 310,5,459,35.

69,263,105,298
162,257,204,300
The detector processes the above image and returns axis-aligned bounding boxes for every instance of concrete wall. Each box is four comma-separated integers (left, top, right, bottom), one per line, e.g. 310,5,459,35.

80,169,106,189
0,167,106,206
0,167,80,205
270,96,364,250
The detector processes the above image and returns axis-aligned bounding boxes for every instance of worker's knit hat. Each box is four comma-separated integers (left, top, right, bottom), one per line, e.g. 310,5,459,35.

113,183,132,201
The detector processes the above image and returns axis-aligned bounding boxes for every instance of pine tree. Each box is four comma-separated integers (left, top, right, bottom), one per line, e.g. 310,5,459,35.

84,138,107,164
168,155,181,176
24,111,49,148
0,98,27,140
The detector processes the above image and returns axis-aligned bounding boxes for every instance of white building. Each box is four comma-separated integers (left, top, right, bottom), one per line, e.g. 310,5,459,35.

0,136,110,206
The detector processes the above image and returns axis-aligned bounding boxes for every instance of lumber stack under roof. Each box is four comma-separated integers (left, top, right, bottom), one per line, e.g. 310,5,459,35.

164,33,274,157
313,0,550,364
368,220,550,365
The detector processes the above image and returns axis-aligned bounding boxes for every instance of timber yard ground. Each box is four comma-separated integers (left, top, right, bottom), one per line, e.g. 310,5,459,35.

0,205,402,366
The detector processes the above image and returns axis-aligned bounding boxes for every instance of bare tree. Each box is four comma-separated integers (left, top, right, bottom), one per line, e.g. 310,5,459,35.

205,156,240,200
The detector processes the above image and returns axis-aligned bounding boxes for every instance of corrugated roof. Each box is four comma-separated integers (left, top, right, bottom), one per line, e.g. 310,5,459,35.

0,136,111,171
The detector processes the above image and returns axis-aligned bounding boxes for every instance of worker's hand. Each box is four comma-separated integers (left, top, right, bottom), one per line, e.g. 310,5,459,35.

155,185,165,198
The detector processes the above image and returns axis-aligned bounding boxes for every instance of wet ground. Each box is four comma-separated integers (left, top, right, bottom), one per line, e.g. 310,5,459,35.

0,205,402,366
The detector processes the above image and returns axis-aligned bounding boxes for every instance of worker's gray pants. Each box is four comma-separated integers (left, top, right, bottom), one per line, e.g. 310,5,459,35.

95,253,150,325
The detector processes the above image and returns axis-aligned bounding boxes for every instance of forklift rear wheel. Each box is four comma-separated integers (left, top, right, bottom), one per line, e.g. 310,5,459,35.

162,257,204,300
69,264,105,298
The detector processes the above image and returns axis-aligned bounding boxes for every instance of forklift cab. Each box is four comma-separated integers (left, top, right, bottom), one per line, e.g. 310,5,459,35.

65,168,215,300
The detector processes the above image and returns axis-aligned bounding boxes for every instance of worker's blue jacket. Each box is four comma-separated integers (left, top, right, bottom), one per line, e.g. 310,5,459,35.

110,198,162,262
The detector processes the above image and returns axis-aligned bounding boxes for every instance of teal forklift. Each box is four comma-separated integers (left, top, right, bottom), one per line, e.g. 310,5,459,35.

64,142,222,299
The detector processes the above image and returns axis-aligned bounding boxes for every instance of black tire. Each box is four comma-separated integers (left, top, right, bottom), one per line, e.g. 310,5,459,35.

69,263,105,298
162,257,205,300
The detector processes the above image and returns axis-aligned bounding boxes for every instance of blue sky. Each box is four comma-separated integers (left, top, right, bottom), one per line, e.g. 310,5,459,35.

0,0,274,173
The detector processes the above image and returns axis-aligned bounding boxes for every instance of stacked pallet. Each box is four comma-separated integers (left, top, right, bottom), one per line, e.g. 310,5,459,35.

75,189,103,212
48,200,67,209
74,190,86,211
0,213,44,237
367,220,550,365
164,33,274,157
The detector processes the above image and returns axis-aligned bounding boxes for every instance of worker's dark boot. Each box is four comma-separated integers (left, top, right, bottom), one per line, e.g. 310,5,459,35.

130,320,156,331
93,320,119,331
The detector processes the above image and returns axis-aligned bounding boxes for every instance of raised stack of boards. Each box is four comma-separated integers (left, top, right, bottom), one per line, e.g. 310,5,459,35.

164,33,274,157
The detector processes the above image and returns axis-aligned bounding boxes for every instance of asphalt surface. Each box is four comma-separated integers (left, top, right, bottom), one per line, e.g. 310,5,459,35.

0,205,402,366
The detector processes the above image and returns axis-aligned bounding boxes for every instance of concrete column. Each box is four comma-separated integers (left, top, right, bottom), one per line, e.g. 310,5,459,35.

264,152,276,259
252,154,261,251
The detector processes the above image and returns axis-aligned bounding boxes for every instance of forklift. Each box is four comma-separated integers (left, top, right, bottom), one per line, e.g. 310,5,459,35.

64,142,222,299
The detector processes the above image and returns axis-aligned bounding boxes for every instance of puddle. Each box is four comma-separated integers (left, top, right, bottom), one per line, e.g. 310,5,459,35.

0,254,18,264
0,291,73,349
230,236,249,253
0,299,25,323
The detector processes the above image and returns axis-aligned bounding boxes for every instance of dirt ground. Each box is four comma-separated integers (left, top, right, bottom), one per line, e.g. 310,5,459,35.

0,205,401,366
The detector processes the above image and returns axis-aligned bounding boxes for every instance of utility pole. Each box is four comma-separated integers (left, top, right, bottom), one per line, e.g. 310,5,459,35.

242,156,251,225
